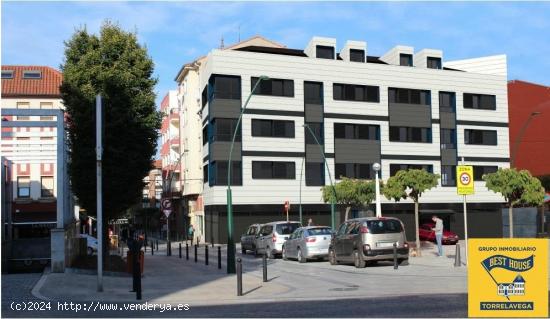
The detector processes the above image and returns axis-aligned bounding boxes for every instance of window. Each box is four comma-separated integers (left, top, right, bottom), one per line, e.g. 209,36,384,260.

251,119,294,138
463,93,496,110
439,92,456,112
388,88,431,105
211,119,240,142
334,123,380,140
41,176,54,197
202,124,208,145
333,83,380,103
1,70,13,79
17,176,30,198
16,102,30,121
251,77,294,97
40,102,54,121
389,126,432,143
441,165,456,186
210,161,242,186
427,57,442,69
305,162,325,186
440,129,456,149
349,49,365,62
23,70,42,79
400,54,413,66
316,45,334,59
211,75,241,100
252,161,295,179
335,163,372,179
201,86,208,108
305,123,323,145
473,166,498,181
390,164,433,176
464,129,497,145
304,81,323,105
203,164,208,184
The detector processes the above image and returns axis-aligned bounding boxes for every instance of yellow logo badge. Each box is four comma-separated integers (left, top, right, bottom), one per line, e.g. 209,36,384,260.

468,239,548,317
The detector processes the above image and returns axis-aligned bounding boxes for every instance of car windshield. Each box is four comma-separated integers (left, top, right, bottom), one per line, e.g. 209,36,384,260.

276,223,301,235
307,228,332,235
364,219,403,234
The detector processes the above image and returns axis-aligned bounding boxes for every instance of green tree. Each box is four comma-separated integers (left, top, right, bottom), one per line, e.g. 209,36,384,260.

484,168,544,238
322,177,376,222
383,169,439,256
60,22,161,254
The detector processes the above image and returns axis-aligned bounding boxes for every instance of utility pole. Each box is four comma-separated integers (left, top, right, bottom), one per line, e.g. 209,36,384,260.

96,95,103,292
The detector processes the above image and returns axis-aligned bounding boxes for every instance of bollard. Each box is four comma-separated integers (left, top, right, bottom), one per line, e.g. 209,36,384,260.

236,257,243,296
454,243,461,267
205,245,209,265
151,241,154,256
156,240,159,251
212,241,214,248
179,243,182,259
393,242,398,270
168,241,172,257
262,253,268,282
218,246,222,269
194,244,198,263
186,243,189,260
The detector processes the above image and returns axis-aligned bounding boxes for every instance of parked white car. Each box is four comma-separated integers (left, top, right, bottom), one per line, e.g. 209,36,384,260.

79,234,98,256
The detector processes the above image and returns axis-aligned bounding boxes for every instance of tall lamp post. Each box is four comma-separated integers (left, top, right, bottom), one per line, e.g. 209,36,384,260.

303,124,337,230
373,162,382,217
226,75,269,274
510,111,541,167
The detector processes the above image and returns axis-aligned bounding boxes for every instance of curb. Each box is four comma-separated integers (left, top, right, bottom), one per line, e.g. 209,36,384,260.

31,267,51,301
64,267,131,277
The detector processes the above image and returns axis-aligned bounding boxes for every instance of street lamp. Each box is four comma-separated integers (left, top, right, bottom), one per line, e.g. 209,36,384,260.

510,111,541,167
303,124,337,230
373,162,382,217
226,75,269,274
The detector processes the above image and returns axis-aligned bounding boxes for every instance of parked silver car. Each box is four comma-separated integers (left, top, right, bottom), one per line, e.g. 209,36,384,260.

282,226,332,263
240,223,262,255
255,221,301,259
329,217,409,268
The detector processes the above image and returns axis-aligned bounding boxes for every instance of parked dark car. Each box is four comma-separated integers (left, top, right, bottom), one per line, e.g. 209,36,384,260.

240,223,262,255
329,217,409,268
419,223,459,244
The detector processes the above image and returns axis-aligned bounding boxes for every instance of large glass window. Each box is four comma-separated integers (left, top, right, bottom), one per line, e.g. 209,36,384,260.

251,77,294,97
252,161,295,179
251,119,294,138
17,176,30,198
211,75,241,100
41,176,54,197
305,162,325,186
211,118,240,142
335,163,372,179
463,93,496,110
439,92,456,112
440,129,456,149
427,57,442,69
473,166,498,181
388,88,431,105
399,54,413,66
333,83,379,103
464,129,497,145
390,164,433,176
202,124,208,145
441,165,456,187
210,161,242,186
349,49,365,62
316,45,335,59
389,126,432,143
304,81,323,105
334,123,380,140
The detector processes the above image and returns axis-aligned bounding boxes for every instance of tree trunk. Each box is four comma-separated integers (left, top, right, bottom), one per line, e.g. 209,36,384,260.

509,205,514,238
345,206,351,221
415,201,421,257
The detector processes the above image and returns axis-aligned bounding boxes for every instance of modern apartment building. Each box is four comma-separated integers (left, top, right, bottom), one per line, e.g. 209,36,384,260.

1,65,77,272
199,36,510,243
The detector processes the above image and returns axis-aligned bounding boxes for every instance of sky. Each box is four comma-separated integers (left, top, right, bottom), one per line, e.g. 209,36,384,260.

2,1,550,106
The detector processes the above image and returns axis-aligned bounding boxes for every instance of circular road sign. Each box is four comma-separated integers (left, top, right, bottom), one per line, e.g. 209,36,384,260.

161,199,172,210
460,172,471,185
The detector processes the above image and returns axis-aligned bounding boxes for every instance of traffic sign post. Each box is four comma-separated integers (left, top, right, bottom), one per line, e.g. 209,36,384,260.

161,198,172,254
284,200,289,222
456,164,474,265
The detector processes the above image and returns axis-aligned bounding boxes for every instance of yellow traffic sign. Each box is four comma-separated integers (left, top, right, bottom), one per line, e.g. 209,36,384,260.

457,165,474,195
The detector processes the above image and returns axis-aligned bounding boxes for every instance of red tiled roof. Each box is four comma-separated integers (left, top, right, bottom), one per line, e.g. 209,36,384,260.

1,65,62,98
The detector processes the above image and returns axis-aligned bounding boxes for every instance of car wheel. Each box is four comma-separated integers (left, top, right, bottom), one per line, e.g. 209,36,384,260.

297,248,306,263
329,249,337,265
87,247,94,256
282,246,288,260
353,250,366,268
399,258,409,266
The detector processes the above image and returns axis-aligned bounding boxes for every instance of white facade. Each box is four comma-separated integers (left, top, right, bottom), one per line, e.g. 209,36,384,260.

200,37,509,208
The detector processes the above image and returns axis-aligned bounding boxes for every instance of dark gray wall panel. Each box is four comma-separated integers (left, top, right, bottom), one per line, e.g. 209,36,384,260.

305,103,323,123
439,111,456,129
334,139,381,163
389,103,431,127
210,142,242,160
441,148,457,165
305,144,324,162
210,99,241,119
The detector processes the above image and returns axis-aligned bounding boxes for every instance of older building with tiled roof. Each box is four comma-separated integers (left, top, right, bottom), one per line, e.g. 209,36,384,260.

1,65,62,98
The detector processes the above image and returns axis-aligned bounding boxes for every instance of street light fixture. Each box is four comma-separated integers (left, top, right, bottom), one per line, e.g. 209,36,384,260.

510,111,541,167
303,124,337,230
372,162,382,217
226,75,269,274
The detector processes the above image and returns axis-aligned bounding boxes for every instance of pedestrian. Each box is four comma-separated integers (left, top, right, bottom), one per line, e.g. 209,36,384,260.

307,218,314,226
432,215,444,257
188,225,195,245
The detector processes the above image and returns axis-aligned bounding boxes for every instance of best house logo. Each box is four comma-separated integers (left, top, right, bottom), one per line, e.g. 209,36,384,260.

468,239,548,317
